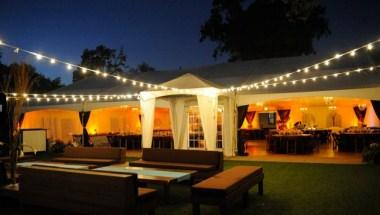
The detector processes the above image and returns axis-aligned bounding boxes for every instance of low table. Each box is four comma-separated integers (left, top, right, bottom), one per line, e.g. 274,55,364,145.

94,166,196,200
17,161,95,170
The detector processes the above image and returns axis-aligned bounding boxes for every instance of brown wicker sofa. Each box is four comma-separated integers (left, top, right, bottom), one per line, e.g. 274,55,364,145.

191,166,264,215
50,147,126,166
19,166,158,215
129,148,223,181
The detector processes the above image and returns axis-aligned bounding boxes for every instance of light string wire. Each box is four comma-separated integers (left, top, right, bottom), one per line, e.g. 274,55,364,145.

0,40,172,92
4,92,140,103
1,38,379,95
230,38,380,92
236,65,379,91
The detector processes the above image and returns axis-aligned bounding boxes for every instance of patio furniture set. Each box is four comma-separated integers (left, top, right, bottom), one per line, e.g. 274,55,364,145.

0,147,264,215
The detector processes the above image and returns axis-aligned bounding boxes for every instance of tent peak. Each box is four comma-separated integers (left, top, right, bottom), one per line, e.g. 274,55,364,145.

160,73,222,89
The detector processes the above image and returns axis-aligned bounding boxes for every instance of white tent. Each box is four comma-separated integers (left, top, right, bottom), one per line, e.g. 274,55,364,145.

139,73,236,156
20,53,380,155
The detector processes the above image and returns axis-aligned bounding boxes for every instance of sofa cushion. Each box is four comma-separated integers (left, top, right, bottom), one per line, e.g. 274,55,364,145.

141,148,222,166
51,157,116,165
192,166,263,194
130,160,215,171
63,147,125,161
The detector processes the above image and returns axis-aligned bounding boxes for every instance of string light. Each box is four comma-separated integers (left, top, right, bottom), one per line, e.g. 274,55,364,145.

227,37,380,92
35,54,43,60
242,65,380,90
4,92,140,103
0,39,167,91
367,43,374,50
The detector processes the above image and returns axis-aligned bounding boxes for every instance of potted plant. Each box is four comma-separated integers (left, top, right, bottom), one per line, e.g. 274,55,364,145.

363,143,380,164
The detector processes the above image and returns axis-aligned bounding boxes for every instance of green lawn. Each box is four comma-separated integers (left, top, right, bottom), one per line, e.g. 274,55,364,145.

155,160,380,215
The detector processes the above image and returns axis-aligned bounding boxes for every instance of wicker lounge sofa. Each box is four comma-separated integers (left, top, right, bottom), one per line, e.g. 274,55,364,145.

129,148,223,181
19,166,158,215
50,147,126,166
191,166,264,215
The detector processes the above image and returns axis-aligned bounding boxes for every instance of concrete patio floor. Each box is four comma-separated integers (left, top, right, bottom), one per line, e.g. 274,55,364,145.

125,140,364,165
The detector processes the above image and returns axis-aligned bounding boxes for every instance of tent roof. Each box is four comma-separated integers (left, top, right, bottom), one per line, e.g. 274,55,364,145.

160,73,222,89
24,51,380,111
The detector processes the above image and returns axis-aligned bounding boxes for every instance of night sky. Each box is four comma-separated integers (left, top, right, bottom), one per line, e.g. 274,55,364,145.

1,0,380,84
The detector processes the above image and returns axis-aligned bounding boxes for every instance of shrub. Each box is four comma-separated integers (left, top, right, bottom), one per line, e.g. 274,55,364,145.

363,143,380,164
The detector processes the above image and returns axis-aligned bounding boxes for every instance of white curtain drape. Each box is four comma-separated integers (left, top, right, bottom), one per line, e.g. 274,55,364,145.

140,98,156,148
218,96,235,156
168,98,187,149
197,95,218,151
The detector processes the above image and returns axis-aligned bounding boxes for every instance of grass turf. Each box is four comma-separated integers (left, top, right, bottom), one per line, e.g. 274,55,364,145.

155,160,380,215
1,159,379,214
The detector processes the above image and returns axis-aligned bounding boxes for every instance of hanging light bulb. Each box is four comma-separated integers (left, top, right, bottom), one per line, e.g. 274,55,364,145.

50,58,56,64
350,50,356,57
323,75,328,80
370,67,374,71
324,60,330,66
314,64,319,70
81,68,87,74
334,53,341,59
367,43,374,50
35,53,43,60
66,64,72,70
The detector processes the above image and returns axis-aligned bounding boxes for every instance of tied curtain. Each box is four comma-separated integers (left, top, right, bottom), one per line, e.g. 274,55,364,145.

79,111,91,146
168,98,187,149
371,100,380,120
197,95,218,151
140,98,156,149
353,105,367,124
237,105,248,156
237,105,248,129
18,113,25,129
277,109,291,130
245,111,256,128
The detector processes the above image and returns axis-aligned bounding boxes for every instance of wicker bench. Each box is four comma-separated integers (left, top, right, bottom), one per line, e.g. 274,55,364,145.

50,147,126,166
191,166,264,215
129,148,223,181
19,166,158,215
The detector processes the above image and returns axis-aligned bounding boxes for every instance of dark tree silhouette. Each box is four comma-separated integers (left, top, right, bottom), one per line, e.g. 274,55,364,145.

200,0,330,61
0,63,64,93
72,45,128,82
136,62,155,73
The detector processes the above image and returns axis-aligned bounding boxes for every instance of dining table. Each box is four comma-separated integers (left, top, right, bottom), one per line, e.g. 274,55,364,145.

338,132,380,152
269,134,314,154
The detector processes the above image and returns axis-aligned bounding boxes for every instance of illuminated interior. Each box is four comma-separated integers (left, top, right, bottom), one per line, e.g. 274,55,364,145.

21,106,171,143
240,96,380,130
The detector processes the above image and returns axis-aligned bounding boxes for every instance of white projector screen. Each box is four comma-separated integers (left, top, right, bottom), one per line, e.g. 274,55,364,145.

21,129,47,153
